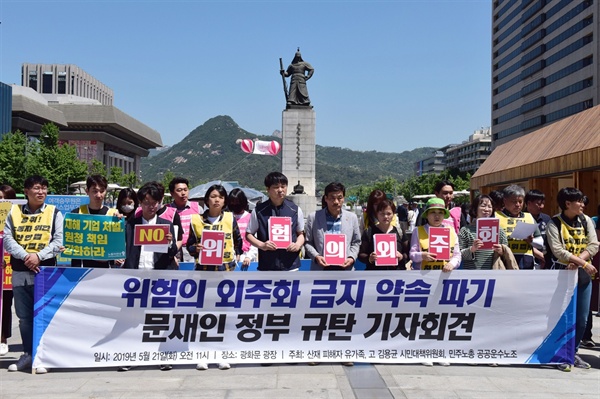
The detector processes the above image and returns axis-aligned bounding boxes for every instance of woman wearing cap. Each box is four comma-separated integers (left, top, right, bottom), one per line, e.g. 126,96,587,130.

410,197,461,272
409,197,460,367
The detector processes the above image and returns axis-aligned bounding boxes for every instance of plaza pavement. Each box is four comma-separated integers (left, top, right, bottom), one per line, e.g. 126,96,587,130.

0,312,599,399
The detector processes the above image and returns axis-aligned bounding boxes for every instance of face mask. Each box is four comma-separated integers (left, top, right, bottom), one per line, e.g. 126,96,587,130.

120,204,135,213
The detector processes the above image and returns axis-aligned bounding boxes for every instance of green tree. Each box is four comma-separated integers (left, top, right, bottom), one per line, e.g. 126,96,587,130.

89,159,107,177
161,170,175,191
108,166,124,185
0,131,29,189
122,172,138,188
0,124,88,194
36,123,88,193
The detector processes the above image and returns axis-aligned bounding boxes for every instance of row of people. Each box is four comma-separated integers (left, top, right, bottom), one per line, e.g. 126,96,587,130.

1,173,597,373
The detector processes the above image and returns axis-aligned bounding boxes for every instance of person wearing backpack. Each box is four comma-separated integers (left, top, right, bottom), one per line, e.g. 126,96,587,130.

546,187,598,371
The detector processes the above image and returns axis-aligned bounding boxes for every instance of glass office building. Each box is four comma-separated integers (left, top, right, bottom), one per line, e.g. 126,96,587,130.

492,0,597,147
0,82,12,137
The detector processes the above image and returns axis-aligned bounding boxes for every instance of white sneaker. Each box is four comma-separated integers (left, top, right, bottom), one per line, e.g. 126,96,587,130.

8,353,32,371
36,367,49,374
218,362,231,370
421,361,433,366
0,343,8,356
196,362,208,370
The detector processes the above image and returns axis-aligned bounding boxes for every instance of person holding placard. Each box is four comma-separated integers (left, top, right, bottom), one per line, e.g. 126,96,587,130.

304,182,360,366
409,197,460,367
187,184,242,371
496,185,543,269
246,172,305,272
359,199,408,270
187,184,243,273
70,175,119,268
410,198,461,273
124,183,179,271
120,182,178,372
305,182,361,272
458,195,509,270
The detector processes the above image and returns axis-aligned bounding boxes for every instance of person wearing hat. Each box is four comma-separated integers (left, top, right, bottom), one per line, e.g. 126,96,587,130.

409,198,461,272
409,197,460,367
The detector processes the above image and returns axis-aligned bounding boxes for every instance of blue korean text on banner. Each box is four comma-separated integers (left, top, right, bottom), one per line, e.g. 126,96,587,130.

31,269,577,370
45,195,89,216
62,213,126,260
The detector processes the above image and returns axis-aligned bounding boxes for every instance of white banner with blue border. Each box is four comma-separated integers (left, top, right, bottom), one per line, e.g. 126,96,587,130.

32,268,576,369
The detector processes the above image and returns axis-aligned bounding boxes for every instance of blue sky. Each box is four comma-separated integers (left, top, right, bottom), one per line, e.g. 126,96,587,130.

0,0,491,153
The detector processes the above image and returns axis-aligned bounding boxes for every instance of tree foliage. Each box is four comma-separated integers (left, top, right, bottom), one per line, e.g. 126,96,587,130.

0,123,88,194
89,159,107,177
346,169,471,205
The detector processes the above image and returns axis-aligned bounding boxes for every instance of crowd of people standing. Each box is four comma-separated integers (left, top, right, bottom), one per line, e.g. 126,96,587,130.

0,172,597,373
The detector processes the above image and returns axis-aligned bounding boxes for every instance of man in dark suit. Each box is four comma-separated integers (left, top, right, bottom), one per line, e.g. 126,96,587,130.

124,182,178,270
304,182,361,271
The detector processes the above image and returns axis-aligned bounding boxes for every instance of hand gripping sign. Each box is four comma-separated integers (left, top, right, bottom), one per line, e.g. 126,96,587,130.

476,218,500,250
323,234,346,266
200,230,225,265
268,217,292,249
428,227,451,260
374,234,398,266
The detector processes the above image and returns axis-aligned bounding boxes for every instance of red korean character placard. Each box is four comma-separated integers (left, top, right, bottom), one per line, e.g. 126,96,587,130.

374,234,397,266
269,216,292,249
324,234,346,266
428,227,451,260
476,218,500,250
200,230,225,265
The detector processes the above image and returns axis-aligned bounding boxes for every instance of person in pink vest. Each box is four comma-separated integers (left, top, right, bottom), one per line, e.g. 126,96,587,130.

167,177,202,263
227,188,257,270
434,180,466,235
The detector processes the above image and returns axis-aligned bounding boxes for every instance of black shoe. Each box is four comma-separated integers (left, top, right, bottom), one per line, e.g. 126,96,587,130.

581,339,596,348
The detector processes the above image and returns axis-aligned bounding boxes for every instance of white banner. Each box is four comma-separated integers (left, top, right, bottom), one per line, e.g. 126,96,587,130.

33,268,576,369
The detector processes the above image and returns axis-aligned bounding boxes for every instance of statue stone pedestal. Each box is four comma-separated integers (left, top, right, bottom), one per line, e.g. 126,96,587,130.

281,107,317,216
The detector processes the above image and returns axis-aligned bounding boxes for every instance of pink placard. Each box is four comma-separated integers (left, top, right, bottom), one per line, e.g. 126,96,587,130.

199,230,225,265
374,234,398,266
429,227,451,261
269,217,292,249
323,234,346,266
476,218,500,250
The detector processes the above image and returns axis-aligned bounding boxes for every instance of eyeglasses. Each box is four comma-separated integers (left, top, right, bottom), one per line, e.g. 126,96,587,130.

30,186,48,193
141,201,160,208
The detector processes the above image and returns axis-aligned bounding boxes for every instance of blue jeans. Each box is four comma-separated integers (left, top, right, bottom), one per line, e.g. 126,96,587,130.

575,279,592,352
13,284,34,354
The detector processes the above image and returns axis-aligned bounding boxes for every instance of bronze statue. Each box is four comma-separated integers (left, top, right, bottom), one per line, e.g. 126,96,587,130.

280,48,314,107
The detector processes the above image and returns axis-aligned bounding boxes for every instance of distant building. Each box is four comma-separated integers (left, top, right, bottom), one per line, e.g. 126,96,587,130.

445,128,492,174
6,63,162,176
414,145,452,176
491,1,597,147
0,82,11,136
22,64,113,105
